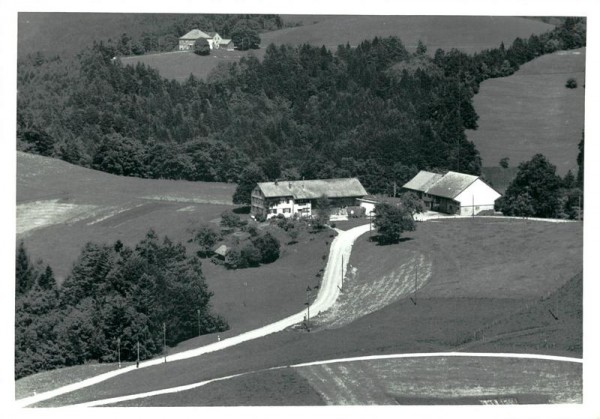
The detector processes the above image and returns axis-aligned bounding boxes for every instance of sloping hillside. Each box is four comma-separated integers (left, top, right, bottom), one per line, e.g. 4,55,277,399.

263,15,554,53
468,48,585,175
17,151,235,280
119,15,554,81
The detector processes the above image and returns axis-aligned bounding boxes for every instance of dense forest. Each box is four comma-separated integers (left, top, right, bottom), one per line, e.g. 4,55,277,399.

15,233,228,379
17,18,585,196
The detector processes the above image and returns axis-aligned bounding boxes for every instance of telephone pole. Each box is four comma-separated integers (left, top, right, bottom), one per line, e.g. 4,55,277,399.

136,340,140,368
305,286,311,331
197,309,201,337
163,322,167,363
117,337,121,368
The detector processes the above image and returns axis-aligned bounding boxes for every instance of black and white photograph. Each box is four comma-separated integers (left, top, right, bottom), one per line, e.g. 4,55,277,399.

3,1,598,417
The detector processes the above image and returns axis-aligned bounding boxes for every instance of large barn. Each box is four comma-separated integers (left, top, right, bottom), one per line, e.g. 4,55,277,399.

403,170,501,216
251,178,368,220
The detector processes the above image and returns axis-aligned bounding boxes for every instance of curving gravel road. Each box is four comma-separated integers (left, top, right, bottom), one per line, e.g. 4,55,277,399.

16,223,372,408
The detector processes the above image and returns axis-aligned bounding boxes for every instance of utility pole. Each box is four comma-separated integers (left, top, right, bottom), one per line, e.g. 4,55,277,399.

197,309,201,337
136,340,140,368
472,194,475,218
305,286,311,331
163,322,167,363
578,195,582,221
341,255,344,292
117,337,121,368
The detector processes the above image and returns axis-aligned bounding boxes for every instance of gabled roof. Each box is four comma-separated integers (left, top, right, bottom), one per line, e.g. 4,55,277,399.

402,171,443,192
403,170,484,199
426,171,479,199
257,178,368,200
180,29,212,40
213,244,229,257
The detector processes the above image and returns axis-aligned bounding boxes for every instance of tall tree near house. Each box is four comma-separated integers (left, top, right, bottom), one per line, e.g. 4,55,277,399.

496,153,562,218
231,27,261,50
193,38,211,56
232,164,266,206
313,194,332,229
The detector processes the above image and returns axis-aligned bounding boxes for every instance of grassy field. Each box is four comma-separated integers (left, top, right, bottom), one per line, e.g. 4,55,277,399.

481,166,520,194
119,49,260,82
29,217,582,406
262,16,553,54
468,48,586,176
17,151,235,280
16,152,336,339
122,356,581,406
118,16,553,81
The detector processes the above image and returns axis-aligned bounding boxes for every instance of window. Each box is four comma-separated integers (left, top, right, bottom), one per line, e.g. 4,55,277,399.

283,208,291,213
270,209,277,214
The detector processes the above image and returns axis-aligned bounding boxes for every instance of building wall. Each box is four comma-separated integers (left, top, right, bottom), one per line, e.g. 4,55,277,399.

454,179,502,216
179,40,197,50
358,200,376,216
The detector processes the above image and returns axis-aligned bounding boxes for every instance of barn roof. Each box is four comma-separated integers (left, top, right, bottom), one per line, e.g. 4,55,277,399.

426,171,479,199
403,170,482,199
257,178,368,200
180,29,211,40
402,171,443,192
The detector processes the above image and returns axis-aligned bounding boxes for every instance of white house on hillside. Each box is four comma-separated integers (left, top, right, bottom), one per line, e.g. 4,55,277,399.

251,178,368,220
178,29,234,51
403,170,501,216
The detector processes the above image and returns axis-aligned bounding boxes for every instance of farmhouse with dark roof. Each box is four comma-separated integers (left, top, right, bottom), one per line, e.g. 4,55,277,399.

403,170,501,215
251,178,368,220
178,29,234,51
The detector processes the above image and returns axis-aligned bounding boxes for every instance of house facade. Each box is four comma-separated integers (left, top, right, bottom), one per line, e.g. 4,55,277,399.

403,170,501,216
251,178,368,220
178,29,234,51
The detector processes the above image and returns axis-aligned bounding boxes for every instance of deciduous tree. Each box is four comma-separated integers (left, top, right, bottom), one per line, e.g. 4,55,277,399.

497,154,562,218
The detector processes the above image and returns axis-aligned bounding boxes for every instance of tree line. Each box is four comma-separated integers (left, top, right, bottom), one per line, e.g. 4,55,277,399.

15,232,227,379
17,18,585,197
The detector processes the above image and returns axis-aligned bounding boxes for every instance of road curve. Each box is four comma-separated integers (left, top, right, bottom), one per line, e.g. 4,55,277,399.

16,223,372,408
69,352,583,407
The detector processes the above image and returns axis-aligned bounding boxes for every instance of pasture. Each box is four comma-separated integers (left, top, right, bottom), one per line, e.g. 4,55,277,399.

17,151,336,338
468,48,586,175
119,16,553,81
25,216,583,406
263,15,553,54
112,356,581,406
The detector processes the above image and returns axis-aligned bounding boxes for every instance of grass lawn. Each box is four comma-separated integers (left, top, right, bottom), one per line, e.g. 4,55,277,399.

467,48,585,175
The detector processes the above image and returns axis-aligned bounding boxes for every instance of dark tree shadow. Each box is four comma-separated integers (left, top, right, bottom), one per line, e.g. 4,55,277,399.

233,206,250,214
370,235,414,246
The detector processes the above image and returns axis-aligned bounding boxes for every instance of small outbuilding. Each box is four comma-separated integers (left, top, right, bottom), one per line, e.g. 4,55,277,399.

403,170,501,216
212,244,229,259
